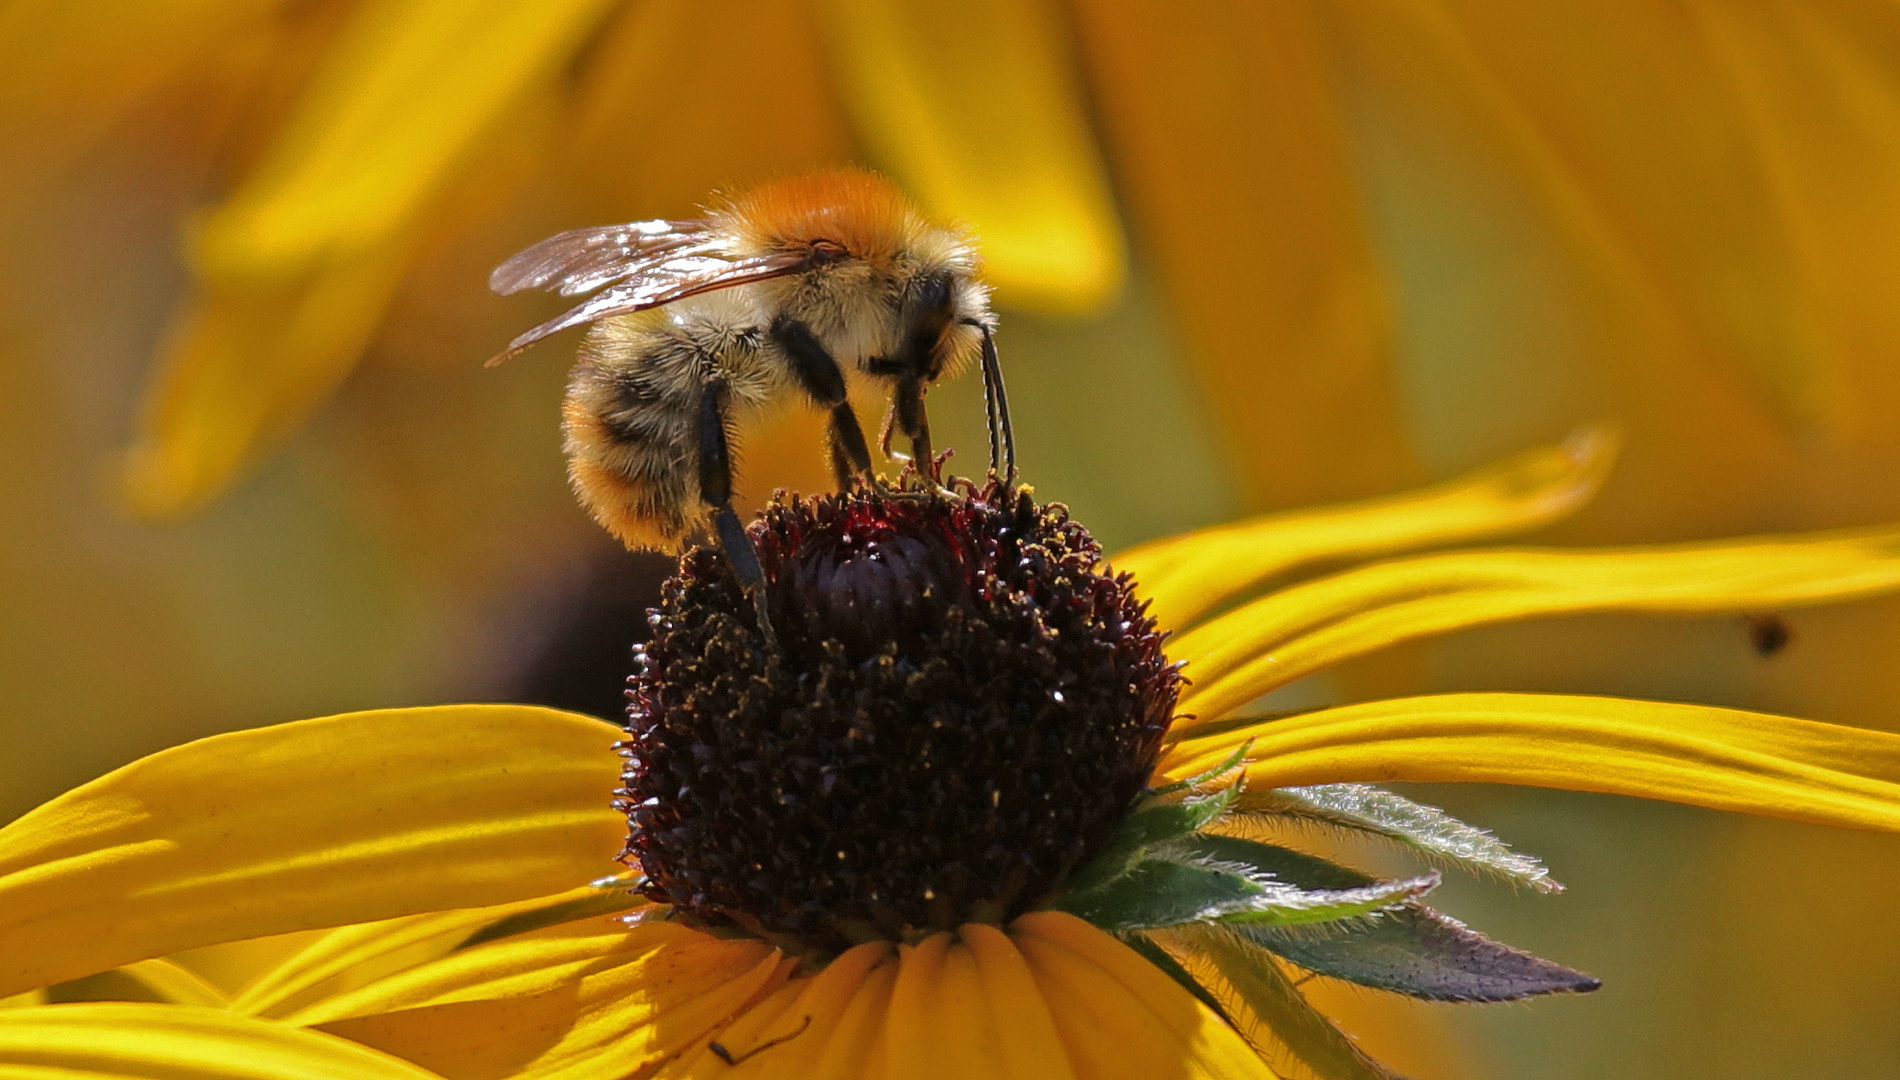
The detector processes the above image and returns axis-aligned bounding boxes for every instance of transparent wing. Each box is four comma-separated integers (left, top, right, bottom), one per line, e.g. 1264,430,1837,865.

488,219,716,297
485,251,811,367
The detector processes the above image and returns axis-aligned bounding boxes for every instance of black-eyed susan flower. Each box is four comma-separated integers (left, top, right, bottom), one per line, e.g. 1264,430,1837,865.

6,431,1900,1078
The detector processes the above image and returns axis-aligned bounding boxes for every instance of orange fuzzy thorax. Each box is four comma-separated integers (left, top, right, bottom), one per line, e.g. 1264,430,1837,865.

712,170,935,265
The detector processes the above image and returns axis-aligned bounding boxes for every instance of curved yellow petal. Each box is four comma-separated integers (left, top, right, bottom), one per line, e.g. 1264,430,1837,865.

1118,427,1616,632
878,929,1077,1080
800,951,897,1080
1164,692,1900,833
233,885,629,1018
104,960,231,1009
567,0,854,217
661,940,891,1079
126,0,621,517
818,0,1124,311
0,1002,441,1080
0,705,625,1000
960,924,1076,1080
1071,0,1409,512
286,921,684,1026
1011,912,1276,1080
1174,522,1900,726
191,0,618,277
317,928,789,1080
121,247,414,517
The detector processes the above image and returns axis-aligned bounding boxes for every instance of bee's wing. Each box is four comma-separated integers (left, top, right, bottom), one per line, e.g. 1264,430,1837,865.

485,251,811,367
489,219,715,298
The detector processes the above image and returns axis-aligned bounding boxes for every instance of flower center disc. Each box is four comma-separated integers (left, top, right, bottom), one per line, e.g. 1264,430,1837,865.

618,481,1179,952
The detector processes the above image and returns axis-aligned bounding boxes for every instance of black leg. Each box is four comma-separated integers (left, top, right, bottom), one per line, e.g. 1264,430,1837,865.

891,373,932,476
773,316,872,486
969,321,1016,485
698,378,776,649
828,400,872,488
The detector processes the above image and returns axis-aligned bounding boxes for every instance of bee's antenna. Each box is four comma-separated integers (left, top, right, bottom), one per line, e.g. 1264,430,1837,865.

967,321,1016,487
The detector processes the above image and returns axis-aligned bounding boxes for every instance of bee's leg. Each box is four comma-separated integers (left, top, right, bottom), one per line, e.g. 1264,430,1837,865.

698,377,777,650
962,320,1016,486
889,373,934,482
771,317,872,490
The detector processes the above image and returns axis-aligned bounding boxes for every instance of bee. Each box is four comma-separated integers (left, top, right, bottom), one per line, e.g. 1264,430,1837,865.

489,170,1014,641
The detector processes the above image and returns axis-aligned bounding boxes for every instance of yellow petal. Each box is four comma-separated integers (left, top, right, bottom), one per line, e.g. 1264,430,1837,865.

286,921,683,1026
191,0,617,277
0,705,624,1000
318,928,789,1080
1173,522,1900,726
1164,692,1900,833
232,885,630,1018
800,952,898,1080
38,958,231,1011
663,941,892,1079
567,0,854,217
1117,427,1616,632
1071,1,1411,511
121,246,414,517
1011,912,1276,1080
960,924,1076,1080
882,931,1070,1080
818,0,1124,311
0,1002,441,1080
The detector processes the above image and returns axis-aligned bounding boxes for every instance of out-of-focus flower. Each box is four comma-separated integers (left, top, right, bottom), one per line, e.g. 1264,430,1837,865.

5,434,1900,1077
17,1,1897,528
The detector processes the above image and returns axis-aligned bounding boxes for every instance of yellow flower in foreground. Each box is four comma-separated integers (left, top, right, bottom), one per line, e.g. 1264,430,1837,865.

6,431,1900,1078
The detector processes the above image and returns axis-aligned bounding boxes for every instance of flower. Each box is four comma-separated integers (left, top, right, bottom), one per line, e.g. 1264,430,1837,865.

11,1,1899,529
5,430,1900,1077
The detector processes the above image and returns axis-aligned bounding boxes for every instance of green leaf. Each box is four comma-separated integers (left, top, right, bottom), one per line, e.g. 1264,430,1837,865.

1177,923,1404,1080
1239,783,1560,893
1058,859,1267,930
1237,904,1600,1002
1065,780,1243,893
1060,835,1434,932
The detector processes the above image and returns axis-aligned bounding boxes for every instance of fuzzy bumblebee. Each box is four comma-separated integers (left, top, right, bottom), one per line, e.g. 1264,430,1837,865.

490,171,1012,586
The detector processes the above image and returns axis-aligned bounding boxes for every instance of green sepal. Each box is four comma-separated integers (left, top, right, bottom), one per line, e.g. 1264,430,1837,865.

1065,777,1244,893
1058,835,1435,932
1059,859,1266,930
1241,782,1560,893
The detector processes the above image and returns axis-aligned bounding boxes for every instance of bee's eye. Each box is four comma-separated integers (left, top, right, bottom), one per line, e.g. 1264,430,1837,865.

808,238,849,263
913,270,953,316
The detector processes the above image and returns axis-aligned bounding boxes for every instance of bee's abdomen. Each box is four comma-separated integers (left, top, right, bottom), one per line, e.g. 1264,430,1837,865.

562,324,707,551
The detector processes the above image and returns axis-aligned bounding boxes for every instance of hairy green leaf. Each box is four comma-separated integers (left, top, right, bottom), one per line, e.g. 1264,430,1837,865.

1239,904,1601,1002
1061,835,1433,932
1237,783,1559,893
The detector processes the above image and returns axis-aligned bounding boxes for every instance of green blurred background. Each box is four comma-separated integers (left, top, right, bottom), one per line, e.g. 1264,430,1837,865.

5,1,1900,1075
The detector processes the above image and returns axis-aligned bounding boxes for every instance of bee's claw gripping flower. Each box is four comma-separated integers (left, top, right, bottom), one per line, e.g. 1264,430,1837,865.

618,480,1180,951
